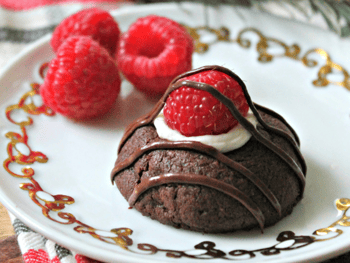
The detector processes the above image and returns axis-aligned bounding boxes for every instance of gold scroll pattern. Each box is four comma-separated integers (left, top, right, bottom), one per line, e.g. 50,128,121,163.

1,28,350,259
185,26,350,91
2,64,133,250
313,198,350,240
137,199,350,260
3,82,52,178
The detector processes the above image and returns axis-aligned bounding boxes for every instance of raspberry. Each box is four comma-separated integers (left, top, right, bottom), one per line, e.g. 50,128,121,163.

117,15,194,97
50,8,120,56
40,36,121,120
163,68,249,136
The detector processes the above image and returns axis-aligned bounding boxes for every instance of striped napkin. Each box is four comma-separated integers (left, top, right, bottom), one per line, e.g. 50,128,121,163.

12,217,102,263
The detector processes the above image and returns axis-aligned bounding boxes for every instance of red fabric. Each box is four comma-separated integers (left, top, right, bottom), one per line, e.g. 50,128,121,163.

75,254,103,263
0,0,125,10
50,256,61,263
23,249,50,263
23,249,105,262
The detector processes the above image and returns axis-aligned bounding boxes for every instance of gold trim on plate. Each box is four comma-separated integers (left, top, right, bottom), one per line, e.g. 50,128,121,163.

2,27,350,260
185,26,350,91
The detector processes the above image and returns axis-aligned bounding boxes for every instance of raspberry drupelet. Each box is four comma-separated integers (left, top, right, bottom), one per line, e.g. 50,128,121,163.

163,69,249,136
50,8,121,56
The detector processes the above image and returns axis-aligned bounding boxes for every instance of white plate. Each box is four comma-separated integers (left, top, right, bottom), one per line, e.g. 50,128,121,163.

1,3,350,263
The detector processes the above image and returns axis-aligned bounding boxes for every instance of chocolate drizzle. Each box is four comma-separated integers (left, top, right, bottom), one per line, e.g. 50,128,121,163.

128,173,265,230
111,65,306,230
112,140,282,218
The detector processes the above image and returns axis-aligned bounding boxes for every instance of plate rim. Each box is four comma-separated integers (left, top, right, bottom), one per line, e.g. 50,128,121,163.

0,3,349,263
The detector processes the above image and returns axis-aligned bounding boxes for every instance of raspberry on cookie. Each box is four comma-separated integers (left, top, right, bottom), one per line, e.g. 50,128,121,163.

50,8,120,56
163,69,249,136
40,36,121,120
117,15,194,97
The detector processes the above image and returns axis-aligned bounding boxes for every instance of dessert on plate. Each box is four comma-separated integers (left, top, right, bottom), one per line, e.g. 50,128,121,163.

111,65,307,233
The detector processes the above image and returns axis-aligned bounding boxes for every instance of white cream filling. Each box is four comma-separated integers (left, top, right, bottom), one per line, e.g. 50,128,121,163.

154,109,258,153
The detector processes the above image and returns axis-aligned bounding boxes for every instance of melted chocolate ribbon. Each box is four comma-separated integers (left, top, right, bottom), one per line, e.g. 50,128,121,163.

129,173,265,230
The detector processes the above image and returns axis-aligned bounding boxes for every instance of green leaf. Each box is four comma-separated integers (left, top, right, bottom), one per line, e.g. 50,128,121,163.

322,1,350,36
311,0,342,34
341,26,350,37
330,3,350,21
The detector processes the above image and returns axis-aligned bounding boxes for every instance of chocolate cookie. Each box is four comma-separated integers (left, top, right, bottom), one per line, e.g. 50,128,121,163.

111,66,306,233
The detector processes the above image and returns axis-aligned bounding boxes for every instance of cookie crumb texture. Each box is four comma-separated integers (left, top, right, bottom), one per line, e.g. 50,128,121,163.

115,111,303,233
